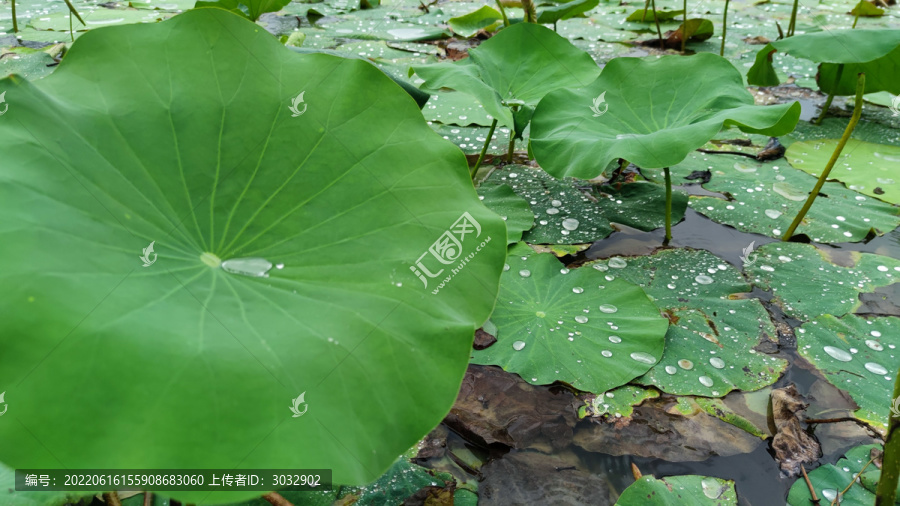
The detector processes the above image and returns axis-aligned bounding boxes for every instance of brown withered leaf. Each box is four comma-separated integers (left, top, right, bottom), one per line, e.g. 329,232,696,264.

574,396,760,461
771,385,821,477
479,451,615,506
444,365,577,452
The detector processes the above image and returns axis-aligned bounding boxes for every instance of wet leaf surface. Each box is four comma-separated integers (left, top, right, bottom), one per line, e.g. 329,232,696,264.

472,243,669,393
797,314,900,431
615,474,737,505
591,248,788,396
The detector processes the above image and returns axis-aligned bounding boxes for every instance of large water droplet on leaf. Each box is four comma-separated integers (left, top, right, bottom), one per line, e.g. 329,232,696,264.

221,257,274,277
630,352,656,364
513,340,526,351
824,346,853,362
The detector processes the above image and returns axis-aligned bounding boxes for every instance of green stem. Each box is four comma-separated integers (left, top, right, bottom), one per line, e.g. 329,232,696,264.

876,371,900,505
507,129,515,163
815,63,844,125
664,167,672,243
852,9,861,28
495,0,510,27
782,72,865,241
11,0,17,33
641,0,650,21
472,118,498,179
720,0,730,56
681,0,687,53
650,0,664,48
787,0,799,36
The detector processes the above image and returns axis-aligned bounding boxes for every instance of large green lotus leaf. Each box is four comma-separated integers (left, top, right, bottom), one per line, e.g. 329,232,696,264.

194,0,290,20
676,151,900,243
786,139,900,205
531,53,801,178
471,243,669,393
615,475,737,505
797,314,900,431
787,444,893,506
481,165,687,245
412,23,600,129
818,45,900,96
593,249,788,396
624,8,684,21
448,5,503,37
747,243,900,321
476,184,535,245
0,8,506,503
747,30,900,94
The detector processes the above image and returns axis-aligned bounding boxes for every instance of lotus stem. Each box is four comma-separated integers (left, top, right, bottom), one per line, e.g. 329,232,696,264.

682,0,687,53
103,493,123,506
507,129,515,163
472,118,498,178
852,9,861,28
782,72,864,241
11,0,17,32
641,0,651,21
522,0,537,23
664,167,672,243
815,63,844,125
787,0,799,36
876,369,900,505
495,0,510,27
720,0,730,56
650,0,664,48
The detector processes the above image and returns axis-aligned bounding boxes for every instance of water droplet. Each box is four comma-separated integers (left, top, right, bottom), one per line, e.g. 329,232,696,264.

606,335,622,344
699,376,714,387
598,304,617,313
562,218,580,231
678,359,694,370
866,339,884,351
608,258,627,268
760,265,775,272
593,264,609,272
822,489,837,501
519,269,531,278
275,263,285,269
546,207,559,215
221,257,274,277
560,268,570,274
773,182,808,201
865,362,888,375
571,287,584,295
872,331,882,337
601,350,612,357
824,346,853,362
695,275,713,285
575,315,589,324
701,477,725,499
765,209,782,219
665,365,677,374
551,199,562,207
536,311,546,318
504,264,510,271
710,357,725,369
630,352,656,364
512,340,526,351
